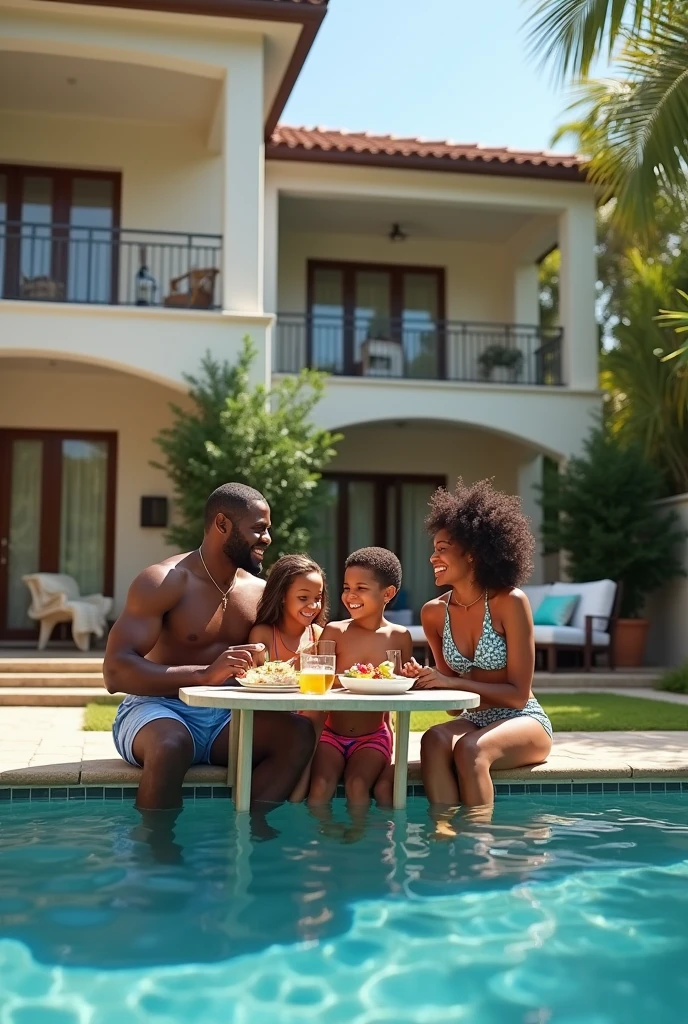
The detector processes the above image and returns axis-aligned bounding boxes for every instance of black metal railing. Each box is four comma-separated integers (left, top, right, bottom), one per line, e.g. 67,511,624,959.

0,222,222,309
275,314,564,386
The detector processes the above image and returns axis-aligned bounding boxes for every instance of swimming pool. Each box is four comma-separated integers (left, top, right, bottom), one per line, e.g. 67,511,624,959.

1,796,688,1023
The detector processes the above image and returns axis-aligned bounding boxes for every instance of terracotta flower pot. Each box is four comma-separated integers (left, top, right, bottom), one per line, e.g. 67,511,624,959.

615,618,650,668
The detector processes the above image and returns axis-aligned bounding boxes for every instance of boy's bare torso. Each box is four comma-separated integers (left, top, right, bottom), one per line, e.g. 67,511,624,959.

322,618,412,736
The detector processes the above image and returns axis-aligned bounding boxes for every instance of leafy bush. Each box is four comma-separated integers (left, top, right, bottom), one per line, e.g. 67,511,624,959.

656,662,688,694
541,424,686,617
153,337,341,566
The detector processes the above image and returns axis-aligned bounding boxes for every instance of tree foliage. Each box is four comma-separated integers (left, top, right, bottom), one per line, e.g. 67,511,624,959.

153,337,341,565
541,425,686,617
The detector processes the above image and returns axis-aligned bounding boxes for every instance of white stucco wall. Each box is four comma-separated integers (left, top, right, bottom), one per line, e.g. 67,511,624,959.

0,303,271,391
278,231,513,323
332,422,527,495
646,494,688,667
0,110,223,236
0,362,187,612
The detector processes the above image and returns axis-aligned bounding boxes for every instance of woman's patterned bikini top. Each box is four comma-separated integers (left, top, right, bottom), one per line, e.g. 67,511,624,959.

442,593,508,675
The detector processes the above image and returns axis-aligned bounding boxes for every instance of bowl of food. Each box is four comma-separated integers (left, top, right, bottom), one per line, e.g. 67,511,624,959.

338,661,414,696
239,660,299,691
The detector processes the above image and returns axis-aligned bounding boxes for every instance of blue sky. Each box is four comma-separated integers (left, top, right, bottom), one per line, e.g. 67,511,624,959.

283,0,611,153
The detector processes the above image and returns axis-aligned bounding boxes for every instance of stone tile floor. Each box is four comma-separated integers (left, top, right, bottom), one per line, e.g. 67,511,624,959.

1,704,688,787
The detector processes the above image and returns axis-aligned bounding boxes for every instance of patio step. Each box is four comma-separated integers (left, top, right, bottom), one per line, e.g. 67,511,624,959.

0,688,111,706
0,673,105,689
0,657,103,674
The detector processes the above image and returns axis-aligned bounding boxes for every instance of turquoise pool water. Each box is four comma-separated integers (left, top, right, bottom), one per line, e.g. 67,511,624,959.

1,796,688,1023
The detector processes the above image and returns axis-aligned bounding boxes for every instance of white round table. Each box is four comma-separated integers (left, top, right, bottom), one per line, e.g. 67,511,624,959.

179,685,480,810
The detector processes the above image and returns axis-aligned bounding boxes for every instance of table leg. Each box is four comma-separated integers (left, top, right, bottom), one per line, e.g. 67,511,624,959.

227,709,240,788
234,708,254,813
393,710,410,810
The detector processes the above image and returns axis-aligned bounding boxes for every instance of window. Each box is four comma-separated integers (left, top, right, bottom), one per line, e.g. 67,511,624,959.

308,261,445,377
0,165,121,303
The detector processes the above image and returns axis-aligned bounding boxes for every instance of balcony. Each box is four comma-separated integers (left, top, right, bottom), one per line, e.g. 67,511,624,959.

0,223,222,310
275,314,564,386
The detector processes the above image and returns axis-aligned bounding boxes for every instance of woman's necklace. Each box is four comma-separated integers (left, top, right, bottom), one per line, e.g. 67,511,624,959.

451,590,485,611
198,548,236,611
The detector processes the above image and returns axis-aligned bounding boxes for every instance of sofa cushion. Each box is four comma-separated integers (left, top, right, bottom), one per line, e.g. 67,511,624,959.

520,584,552,615
549,580,617,631
533,625,610,647
533,594,579,627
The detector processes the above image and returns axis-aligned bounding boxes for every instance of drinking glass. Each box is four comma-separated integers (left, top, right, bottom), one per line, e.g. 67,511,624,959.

386,650,402,677
299,653,336,694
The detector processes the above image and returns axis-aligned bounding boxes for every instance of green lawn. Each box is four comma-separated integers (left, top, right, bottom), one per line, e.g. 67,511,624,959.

84,692,688,733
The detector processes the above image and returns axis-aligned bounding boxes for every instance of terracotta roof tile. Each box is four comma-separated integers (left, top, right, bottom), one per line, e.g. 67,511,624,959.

269,125,585,182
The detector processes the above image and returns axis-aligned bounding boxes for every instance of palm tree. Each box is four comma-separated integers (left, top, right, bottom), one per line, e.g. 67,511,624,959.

527,2,688,236
602,252,688,493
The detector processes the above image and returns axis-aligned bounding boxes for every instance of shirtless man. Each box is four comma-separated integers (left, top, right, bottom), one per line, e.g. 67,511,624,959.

103,482,315,810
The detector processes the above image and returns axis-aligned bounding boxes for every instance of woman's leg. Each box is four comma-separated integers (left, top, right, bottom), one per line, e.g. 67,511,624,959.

372,764,394,807
453,717,552,806
307,740,345,806
420,718,478,805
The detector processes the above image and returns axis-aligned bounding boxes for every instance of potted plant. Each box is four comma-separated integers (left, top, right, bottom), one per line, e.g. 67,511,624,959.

540,425,686,667
478,344,523,382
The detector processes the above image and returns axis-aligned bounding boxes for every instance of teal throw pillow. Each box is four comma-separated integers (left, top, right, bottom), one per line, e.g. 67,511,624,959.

533,594,579,627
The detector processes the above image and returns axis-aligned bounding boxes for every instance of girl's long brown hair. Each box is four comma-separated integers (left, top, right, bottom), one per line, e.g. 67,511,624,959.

255,554,328,627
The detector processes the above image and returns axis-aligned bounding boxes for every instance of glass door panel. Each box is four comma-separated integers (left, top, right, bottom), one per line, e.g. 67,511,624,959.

68,178,115,303
311,267,344,372
354,270,392,369
59,439,108,595
0,174,6,296
402,272,440,379
20,176,53,293
310,479,340,609
6,440,43,629
400,482,437,617
347,481,376,552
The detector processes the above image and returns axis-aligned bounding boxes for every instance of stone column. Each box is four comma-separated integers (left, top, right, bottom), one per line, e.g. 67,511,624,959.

558,201,598,391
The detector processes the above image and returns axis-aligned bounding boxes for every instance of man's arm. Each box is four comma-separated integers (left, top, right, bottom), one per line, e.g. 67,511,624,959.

103,566,261,697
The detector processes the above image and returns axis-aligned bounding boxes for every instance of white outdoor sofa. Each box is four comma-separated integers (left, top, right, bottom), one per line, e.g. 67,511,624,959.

22,573,113,651
521,580,621,672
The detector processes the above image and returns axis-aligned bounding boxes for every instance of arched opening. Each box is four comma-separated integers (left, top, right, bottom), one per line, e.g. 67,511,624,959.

312,418,559,618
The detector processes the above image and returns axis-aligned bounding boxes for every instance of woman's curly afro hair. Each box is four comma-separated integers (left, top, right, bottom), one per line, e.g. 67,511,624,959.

425,478,534,591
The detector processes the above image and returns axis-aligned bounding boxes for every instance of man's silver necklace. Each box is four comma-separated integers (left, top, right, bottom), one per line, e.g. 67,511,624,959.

198,548,236,611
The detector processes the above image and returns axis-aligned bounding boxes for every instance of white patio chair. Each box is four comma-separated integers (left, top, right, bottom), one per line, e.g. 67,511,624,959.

22,573,113,651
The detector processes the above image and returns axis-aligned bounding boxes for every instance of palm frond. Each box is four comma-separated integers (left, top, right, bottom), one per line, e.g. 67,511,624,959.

525,0,669,81
555,11,688,234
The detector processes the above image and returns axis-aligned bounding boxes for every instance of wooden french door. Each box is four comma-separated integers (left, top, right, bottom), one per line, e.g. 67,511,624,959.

311,473,445,618
0,165,121,303
0,431,117,640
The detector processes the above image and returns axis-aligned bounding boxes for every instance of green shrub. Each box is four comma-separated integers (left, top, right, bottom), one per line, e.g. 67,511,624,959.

657,662,688,694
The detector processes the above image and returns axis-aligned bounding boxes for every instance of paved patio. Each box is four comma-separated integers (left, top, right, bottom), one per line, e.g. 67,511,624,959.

1,706,688,788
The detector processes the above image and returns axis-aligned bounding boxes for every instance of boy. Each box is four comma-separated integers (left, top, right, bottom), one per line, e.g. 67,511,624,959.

307,547,412,807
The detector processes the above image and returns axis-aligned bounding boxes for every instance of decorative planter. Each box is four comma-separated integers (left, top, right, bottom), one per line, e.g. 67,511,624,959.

615,618,650,668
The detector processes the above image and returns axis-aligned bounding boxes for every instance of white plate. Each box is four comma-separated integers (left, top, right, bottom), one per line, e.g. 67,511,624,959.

338,675,414,695
237,682,300,693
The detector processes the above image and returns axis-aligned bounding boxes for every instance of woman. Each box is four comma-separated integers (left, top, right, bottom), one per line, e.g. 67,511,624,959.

405,479,552,808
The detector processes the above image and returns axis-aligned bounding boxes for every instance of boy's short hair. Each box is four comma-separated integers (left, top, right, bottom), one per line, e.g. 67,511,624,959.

344,547,402,591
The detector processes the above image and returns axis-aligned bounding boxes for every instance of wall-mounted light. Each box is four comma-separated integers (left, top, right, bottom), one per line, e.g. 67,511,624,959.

389,223,407,243
141,496,168,528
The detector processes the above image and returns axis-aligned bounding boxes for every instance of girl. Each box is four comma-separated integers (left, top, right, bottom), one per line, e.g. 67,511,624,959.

248,554,328,661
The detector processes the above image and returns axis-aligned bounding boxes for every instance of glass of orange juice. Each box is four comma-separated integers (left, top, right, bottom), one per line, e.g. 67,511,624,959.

299,653,336,694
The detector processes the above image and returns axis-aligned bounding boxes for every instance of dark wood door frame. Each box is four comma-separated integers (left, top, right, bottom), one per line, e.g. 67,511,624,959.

0,429,117,639
323,471,446,575
307,259,447,376
0,164,122,302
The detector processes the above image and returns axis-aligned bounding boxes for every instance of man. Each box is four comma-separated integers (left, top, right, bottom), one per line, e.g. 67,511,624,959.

104,482,315,810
